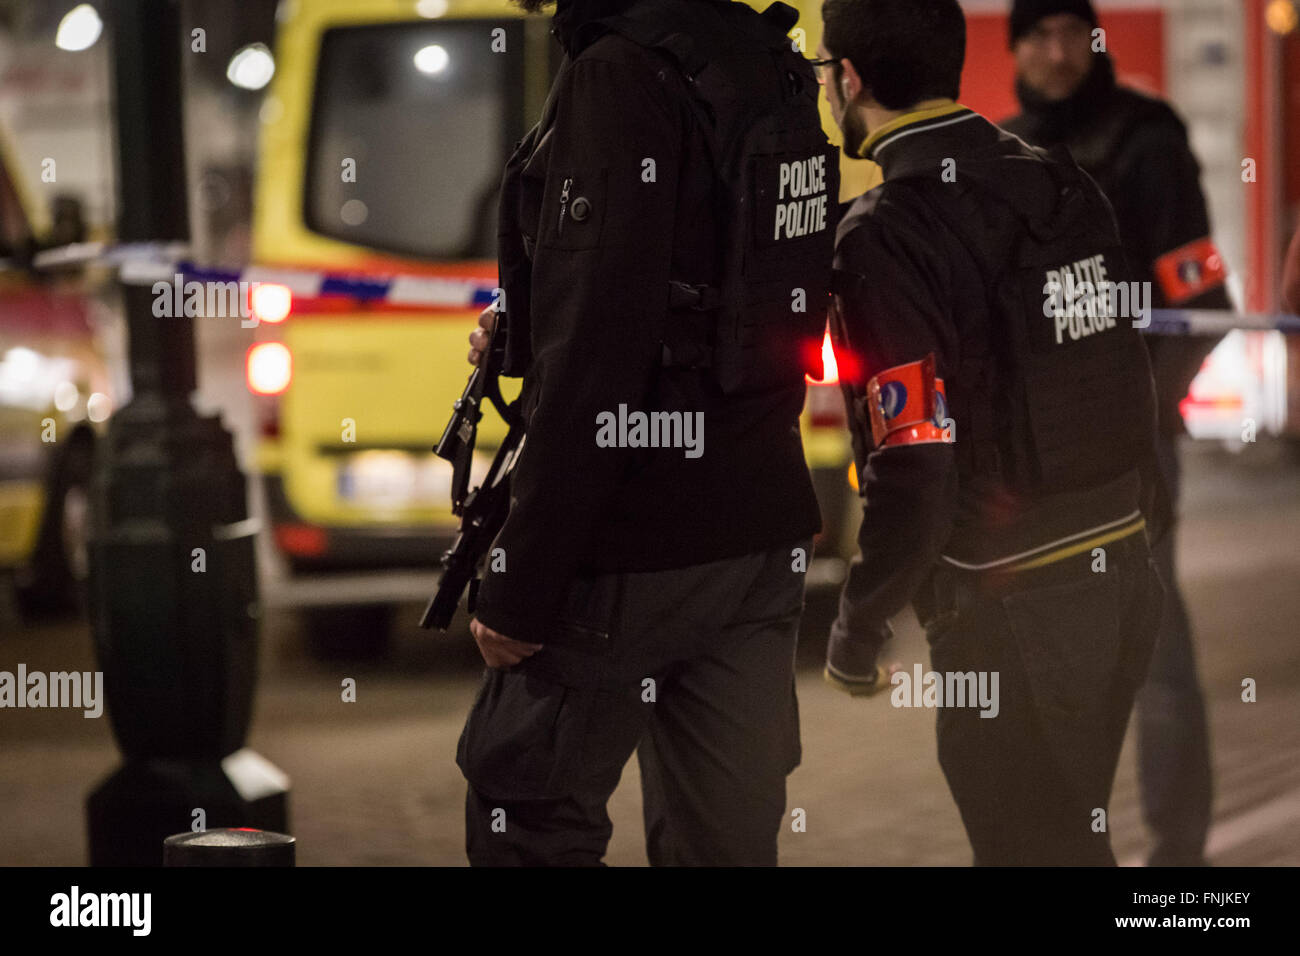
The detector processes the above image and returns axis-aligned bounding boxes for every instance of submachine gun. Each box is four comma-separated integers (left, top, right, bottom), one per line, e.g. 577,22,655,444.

419,311,524,631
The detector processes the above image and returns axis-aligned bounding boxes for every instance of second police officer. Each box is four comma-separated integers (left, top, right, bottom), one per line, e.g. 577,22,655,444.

814,0,1165,864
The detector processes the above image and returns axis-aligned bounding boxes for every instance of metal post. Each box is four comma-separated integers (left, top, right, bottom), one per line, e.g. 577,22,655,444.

86,0,289,866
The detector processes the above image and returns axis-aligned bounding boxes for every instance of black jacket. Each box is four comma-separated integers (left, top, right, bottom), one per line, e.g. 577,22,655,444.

828,105,1151,652
1002,54,1232,436
474,0,821,643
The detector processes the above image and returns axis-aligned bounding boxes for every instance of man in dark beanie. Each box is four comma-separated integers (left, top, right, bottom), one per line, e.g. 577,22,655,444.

1002,0,1229,867
1009,0,1097,51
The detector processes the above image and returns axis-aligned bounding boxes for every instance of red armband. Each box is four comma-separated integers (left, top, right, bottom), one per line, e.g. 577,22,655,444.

863,353,949,449
1154,237,1227,305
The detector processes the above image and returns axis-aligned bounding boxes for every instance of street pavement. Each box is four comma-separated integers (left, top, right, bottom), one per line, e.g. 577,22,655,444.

1,439,1297,866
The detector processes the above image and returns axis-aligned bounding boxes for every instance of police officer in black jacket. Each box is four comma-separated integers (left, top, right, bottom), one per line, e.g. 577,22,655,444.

815,0,1163,865
1001,0,1228,867
456,0,835,865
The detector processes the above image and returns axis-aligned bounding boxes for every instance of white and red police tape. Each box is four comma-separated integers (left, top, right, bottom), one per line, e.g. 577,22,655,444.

21,241,500,311
10,241,1300,333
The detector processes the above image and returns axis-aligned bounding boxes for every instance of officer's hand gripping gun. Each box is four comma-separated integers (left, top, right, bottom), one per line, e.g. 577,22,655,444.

419,311,523,631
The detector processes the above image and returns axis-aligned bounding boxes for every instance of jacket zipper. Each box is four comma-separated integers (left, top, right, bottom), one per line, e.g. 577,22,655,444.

557,177,572,236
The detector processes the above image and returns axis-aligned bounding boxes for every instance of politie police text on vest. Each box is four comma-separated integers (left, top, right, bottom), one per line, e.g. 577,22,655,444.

774,155,829,241
1041,253,1151,344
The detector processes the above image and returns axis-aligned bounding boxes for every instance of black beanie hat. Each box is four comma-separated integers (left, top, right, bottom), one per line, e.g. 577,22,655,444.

1009,0,1099,47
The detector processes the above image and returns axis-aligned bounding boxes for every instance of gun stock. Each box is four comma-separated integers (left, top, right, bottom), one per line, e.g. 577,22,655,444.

419,417,523,630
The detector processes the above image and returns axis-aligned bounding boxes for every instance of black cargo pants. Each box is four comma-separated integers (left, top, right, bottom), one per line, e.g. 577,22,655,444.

456,539,810,866
916,531,1164,865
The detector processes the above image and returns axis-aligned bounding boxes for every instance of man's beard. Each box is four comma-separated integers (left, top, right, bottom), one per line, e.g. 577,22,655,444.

840,107,869,159
512,0,555,11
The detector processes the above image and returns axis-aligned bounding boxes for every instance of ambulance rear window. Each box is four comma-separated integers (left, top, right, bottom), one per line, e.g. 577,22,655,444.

304,21,526,260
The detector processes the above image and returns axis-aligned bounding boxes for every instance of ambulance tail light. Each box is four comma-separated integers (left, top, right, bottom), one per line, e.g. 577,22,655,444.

274,523,327,558
250,283,292,324
247,342,292,396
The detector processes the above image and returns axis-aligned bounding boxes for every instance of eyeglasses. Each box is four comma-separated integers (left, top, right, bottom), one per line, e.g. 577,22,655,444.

808,57,838,84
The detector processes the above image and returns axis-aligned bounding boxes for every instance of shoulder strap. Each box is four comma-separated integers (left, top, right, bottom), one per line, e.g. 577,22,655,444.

593,1,802,129
884,175,1013,476
589,8,726,175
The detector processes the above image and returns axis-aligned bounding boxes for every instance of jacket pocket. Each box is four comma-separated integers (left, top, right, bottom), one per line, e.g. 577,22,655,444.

552,571,622,651
511,572,622,690
541,167,608,251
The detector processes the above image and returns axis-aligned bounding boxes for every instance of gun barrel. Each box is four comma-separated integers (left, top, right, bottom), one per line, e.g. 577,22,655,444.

420,558,469,631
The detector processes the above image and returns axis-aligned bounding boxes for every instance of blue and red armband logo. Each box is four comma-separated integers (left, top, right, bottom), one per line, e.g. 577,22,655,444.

864,353,949,448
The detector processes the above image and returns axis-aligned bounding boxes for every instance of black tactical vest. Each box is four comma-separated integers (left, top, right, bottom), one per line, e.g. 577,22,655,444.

839,144,1158,494
584,0,839,394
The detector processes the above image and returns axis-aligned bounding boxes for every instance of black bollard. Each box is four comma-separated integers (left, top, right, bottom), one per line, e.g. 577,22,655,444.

164,828,295,867
86,0,289,865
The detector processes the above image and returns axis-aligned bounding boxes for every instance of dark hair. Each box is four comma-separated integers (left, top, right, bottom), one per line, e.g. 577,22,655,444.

822,0,966,110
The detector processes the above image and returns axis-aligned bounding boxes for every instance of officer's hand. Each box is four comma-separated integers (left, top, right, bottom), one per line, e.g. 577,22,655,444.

824,660,902,698
470,618,542,668
824,621,899,698
467,307,497,367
